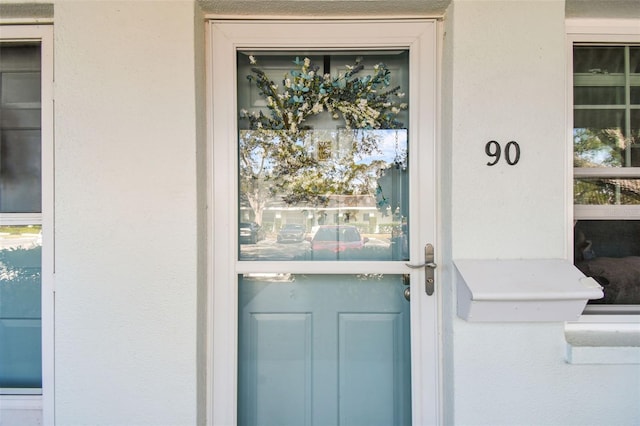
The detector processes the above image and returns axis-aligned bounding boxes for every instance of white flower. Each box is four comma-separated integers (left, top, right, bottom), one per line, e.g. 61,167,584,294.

308,71,315,77
271,84,278,90
240,108,248,116
249,55,257,65
304,57,311,67
398,92,405,98
391,107,400,114
400,103,408,109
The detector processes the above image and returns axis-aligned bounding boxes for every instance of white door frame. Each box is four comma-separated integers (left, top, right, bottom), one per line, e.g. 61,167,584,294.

206,19,440,425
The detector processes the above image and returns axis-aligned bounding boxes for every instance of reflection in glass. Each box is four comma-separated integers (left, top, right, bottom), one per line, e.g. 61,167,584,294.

0,225,42,389
574,177,640,205
237,52,410,261
0,44,42,213
574,220,640,304
239,128,408,261
573,109,640,168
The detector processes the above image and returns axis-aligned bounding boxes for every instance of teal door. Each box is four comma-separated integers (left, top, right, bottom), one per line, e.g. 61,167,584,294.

210,18,439,426
238,274,411,426
235,50,415,426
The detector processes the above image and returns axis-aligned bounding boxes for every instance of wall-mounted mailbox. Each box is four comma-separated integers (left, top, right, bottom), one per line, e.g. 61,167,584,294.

454,259,604,322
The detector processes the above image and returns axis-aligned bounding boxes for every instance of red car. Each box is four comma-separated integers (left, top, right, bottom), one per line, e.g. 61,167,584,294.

309,225,368,259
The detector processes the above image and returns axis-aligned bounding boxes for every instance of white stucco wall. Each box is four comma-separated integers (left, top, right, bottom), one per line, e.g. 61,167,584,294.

445,1,640,425
53,1,199,424
0,1,638,425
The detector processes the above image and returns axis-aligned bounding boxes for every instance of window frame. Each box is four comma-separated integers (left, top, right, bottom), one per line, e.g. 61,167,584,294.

0,24,53,423
567,19,640,317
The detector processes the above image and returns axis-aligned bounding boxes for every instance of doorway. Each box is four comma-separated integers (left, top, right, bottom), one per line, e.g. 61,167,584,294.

208,20,439,425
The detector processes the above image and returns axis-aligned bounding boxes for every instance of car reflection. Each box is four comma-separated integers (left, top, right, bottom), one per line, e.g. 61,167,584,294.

277,223,306,243
239,222,265,245
239,226,396,261
308,225,368,260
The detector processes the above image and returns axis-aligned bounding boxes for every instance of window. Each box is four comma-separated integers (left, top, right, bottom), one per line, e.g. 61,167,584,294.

572,43,640,309
0,40,46,394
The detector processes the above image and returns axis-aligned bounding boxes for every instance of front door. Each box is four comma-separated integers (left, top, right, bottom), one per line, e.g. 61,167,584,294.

209,20,439,426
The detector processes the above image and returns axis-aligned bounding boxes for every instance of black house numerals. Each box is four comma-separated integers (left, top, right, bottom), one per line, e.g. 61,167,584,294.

485,140,520,166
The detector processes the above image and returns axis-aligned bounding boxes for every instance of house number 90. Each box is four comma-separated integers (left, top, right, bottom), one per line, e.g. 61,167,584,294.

485,140,520,166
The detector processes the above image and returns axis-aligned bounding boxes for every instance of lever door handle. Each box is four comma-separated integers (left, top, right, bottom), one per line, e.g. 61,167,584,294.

406,261,437,269
404,244,436,296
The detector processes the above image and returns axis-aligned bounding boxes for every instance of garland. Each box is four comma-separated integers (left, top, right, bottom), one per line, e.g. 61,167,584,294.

239,56,407,133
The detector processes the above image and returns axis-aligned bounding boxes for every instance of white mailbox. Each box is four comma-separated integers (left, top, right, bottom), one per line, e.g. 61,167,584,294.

454,259,604,322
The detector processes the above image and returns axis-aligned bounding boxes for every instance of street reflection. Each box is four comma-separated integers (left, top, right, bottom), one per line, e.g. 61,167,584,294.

238,129,409,261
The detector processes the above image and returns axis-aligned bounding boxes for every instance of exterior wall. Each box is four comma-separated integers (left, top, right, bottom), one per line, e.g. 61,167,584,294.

53,1,200,425
445,1,639,425
0,1,638,425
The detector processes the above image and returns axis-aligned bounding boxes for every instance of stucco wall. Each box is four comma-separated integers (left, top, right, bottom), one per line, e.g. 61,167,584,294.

445,1,640,425
53,1,199,424
0,1,638,425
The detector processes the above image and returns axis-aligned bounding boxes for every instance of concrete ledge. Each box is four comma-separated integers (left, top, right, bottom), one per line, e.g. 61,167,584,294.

565,319,640,364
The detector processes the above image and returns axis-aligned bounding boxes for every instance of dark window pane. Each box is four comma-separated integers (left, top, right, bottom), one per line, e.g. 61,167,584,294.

574,46,625,74
574,86,625,105
630,46,640,73
0,44,41,213
631,86,640,105
0,130,42,212
574,220,640,305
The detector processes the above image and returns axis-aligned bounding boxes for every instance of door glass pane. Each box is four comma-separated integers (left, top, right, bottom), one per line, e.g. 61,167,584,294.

238,273,411,426
237,52,409,261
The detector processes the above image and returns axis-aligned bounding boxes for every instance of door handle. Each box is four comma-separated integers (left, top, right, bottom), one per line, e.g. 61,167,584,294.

405,243,437,296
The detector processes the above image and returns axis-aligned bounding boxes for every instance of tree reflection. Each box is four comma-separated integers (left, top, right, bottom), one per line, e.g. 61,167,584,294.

239,128,407,226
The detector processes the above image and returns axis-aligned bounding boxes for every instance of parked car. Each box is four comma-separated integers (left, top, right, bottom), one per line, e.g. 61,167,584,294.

309,225,368,259
239,222,264,244
277,223,306,243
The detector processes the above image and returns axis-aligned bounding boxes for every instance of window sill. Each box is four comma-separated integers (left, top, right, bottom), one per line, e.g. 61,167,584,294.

0,394,42,410
565,315,640,364
454,259,604,322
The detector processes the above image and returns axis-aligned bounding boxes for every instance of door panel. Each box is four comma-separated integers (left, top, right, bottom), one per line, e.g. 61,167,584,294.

238,274,410,426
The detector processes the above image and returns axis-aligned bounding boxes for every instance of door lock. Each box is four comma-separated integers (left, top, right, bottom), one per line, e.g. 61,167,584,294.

405,243,437,296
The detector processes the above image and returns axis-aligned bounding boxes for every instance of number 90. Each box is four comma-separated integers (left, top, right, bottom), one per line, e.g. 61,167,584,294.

485,140,520,166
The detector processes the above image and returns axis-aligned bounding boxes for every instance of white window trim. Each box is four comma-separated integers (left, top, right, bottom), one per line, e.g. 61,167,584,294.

0,25,54,425
565,18,640,362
